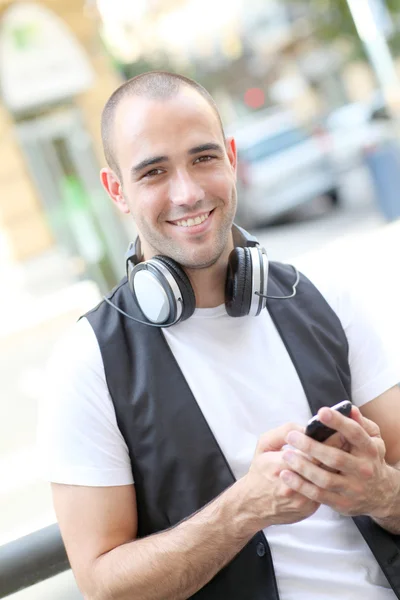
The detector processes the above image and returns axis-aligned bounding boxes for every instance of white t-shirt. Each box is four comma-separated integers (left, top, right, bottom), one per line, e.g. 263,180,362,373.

38,264,400,600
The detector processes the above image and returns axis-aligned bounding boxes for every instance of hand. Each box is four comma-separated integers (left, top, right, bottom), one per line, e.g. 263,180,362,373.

304,430,350,472
242,423,320,531
280,405,397,518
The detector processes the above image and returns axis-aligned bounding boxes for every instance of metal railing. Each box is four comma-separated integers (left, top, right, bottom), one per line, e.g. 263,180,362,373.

0,524,69,598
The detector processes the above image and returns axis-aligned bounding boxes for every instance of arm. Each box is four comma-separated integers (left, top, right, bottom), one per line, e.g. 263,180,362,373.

54,480,253,600
280,386,400,534
371,463,400,534
358,385,400,533
53,423,319,600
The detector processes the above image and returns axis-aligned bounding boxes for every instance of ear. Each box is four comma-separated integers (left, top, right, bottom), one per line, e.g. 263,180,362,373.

225,137,237,177
100,168,130,214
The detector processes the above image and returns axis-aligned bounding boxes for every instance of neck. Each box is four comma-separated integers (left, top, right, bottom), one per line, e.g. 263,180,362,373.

185,234,234,308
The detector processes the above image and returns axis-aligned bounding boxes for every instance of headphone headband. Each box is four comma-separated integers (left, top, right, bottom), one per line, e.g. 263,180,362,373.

232,224,259,248
125,236,142,269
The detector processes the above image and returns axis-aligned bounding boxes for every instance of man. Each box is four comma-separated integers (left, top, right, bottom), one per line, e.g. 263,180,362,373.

39,71,400,600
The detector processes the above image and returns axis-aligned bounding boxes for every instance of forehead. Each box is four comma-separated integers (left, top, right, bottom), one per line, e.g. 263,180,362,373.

113,88,223,166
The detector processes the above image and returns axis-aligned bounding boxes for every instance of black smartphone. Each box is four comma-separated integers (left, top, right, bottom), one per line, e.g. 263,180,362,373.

305,400,352,442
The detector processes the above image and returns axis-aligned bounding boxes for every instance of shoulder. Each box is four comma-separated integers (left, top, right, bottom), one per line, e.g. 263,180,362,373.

269,259,346,322
291,253,399,405
288,257,351,325
48,316,104,379
85,277,130,322
43,317,110,424
38,317,133,486
41,317,116,437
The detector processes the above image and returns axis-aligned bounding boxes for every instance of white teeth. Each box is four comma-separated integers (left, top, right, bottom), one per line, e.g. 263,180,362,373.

175,212,210,227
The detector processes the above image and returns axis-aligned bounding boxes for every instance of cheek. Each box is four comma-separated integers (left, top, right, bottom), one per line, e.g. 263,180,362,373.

205,170,235,198
129,187,168,225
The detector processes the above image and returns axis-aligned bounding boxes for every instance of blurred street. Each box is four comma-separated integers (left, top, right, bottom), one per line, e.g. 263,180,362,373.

254,165,385,260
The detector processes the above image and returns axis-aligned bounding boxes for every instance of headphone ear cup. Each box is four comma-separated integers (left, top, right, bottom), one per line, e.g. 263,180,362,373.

153,256,196,322
225,247,252,317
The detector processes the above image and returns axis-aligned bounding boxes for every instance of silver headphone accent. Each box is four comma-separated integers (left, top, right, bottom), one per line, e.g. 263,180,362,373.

133,264,182,324
248,246,269,316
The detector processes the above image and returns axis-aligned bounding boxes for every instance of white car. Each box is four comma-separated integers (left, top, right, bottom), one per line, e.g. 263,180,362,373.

228,109,339,228
325,99,394,174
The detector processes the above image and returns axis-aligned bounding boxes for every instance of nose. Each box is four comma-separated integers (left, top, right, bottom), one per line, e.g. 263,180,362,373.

169,169,205,207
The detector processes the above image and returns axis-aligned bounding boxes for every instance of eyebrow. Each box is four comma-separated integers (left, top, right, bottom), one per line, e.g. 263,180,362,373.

131,142,224,177
188,142,224,155
131,155,169,175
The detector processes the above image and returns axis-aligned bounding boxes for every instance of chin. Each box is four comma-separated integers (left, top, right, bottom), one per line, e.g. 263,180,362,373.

167,246,218,269
180,235,233,270
181,255,221,270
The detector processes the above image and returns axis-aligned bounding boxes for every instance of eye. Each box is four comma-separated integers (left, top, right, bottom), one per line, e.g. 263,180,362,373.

194,155,216,164
143,168,164,178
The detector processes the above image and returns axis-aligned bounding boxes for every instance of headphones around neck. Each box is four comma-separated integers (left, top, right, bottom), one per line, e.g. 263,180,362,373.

127,224,268,327
103,224,299,328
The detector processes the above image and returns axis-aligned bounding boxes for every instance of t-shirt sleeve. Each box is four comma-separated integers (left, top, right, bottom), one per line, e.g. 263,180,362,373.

37,317,134,486
299,264,400,408
337,285,399,406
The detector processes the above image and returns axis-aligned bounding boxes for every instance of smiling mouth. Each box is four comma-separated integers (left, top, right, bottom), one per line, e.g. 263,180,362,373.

169,210,213,228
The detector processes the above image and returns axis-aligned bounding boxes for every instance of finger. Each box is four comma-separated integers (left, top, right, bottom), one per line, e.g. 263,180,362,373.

281,448,325,470
350,405,364,427
282,449,346,491
350,406,381,438
279,470,350,511
316,407,377,456
256,422,305,453
283,447,336,472
285,431,362,472
324,431,351,453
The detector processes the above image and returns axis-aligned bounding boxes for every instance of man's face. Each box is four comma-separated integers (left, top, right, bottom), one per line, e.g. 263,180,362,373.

102,88,237,269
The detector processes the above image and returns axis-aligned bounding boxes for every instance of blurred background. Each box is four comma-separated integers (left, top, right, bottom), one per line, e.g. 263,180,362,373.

0,0,400,597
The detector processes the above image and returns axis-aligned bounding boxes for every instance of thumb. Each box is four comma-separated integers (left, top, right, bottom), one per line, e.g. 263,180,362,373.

256,422,304,454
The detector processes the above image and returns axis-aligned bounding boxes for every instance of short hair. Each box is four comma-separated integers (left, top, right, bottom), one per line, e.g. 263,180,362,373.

101,71,225,179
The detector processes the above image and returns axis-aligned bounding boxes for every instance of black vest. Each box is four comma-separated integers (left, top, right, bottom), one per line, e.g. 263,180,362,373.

85,262,400,599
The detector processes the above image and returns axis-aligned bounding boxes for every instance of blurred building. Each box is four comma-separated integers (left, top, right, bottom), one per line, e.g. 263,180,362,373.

0,0,130,293
96,0,326,124
94,0,400,127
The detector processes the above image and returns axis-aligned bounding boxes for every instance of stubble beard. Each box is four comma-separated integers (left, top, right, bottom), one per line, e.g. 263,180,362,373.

137,191,237,270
